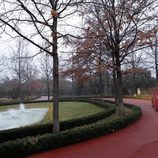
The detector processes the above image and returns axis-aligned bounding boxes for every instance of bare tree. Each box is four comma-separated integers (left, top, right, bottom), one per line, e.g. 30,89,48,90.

64,28,109,99
10,38,28,102
123,52,146,95
145,28,158,80
0,0,84,133
39,53,53,101
80,0,157,114
23,56,38,100
0,55,5,74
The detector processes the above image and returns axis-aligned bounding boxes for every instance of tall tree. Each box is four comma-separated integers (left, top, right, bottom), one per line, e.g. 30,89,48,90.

0,0,83,133
81,0,157,114
39,54,53,101
23,56,38,99
63,27,110,98
0,55,5,74
144,27,158,80
122,68,156,95
123,53,146,95
10,38,28,101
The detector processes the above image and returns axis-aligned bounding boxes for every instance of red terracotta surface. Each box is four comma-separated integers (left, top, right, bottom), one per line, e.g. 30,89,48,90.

151,92,158,111
27,99,158,158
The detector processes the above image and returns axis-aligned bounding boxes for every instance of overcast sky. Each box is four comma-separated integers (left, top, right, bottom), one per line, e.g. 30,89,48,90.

0,1,157,79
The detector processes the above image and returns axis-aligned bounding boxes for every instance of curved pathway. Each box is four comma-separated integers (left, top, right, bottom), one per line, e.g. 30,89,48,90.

27,99,158,158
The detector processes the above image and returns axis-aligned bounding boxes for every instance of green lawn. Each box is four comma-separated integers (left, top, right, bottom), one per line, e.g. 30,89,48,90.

0,101,105,123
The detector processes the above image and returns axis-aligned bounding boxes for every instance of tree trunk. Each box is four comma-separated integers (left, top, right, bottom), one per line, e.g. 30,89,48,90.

154,39,158,80
47,82,50,101
98,42,103,101
112,54,118,105
53,54,60,133
52,15,60,133
26,65,30,100
133,72,137,95
99,71,104,101
45,54,51,101
71,74,75,96
106,71,110,95
115,54,124,115
19,77,22,102
19,57,22,102
26,79,29,100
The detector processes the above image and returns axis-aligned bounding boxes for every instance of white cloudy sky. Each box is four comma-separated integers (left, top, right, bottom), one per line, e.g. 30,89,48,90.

0,4,84,79
0,1,157,79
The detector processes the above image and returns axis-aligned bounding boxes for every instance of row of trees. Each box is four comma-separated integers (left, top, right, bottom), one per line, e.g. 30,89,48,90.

0,76,73,100
0,46,156,99
0,38,74,100
0,0,157,133
63,0,158,114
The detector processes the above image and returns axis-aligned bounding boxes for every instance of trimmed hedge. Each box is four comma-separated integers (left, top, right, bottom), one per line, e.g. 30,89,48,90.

0,102,141,158
0,100,115,143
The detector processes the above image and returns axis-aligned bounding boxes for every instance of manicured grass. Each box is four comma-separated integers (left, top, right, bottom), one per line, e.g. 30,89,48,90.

59,102,105,121
0,102,105,123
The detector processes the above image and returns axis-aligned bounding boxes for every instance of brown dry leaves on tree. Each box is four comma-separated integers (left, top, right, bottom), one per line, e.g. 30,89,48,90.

51,9,58,17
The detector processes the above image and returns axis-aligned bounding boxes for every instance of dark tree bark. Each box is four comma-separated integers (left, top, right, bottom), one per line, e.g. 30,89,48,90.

112,54,118,105
154,35,158,80
18,56,22,102
47,83,50,101
53,54,60,132
115,53,124,114
40,54,52,101
52,14,60,132
98,44,104,101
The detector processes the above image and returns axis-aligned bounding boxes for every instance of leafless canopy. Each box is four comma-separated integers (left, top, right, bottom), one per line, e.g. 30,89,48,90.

0,0,83,56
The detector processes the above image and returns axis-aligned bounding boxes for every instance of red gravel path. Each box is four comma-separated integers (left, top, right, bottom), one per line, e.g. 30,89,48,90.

27,99,158,158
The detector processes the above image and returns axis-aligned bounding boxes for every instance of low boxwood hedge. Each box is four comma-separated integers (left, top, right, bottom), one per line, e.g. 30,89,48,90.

0,100,115,143
0,102,141,158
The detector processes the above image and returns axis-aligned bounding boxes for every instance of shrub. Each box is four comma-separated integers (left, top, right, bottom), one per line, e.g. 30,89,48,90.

0,100,115,143
0,102,141,158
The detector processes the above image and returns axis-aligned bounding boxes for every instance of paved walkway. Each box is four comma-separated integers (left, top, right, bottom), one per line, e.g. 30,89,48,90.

27,99,158,158
34,96,52,101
